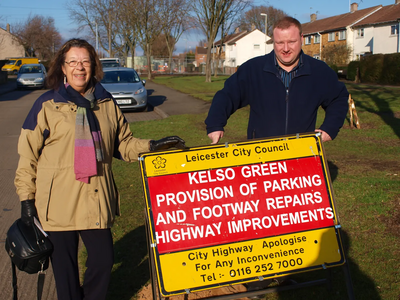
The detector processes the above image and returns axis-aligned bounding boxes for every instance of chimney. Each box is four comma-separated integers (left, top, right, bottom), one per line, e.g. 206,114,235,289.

351,3,358,12
235,27,240,34
310,13,317,22
6,23,10,33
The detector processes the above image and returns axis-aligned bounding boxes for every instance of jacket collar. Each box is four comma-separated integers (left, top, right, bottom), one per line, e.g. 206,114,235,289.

54,81,111,103
263,50,311,76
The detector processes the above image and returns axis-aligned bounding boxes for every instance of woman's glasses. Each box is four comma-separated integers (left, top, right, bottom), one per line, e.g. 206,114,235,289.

65,60,91,67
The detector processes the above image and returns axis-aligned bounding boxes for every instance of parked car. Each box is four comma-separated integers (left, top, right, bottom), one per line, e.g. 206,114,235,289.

101,62,120,68
100,58,120,68
101,67,147,111
16,63,47,89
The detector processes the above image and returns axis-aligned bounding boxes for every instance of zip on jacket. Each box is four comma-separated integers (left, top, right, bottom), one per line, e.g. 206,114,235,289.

285,87,289,135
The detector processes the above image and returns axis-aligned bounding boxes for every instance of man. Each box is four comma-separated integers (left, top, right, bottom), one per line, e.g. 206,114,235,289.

205,16,349,298
205,16,348,144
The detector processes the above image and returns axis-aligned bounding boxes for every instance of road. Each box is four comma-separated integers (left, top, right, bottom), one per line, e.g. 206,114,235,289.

0,82,210,299
0,88,58,300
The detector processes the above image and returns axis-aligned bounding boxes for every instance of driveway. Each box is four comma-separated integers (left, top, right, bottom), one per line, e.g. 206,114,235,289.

123,80,211,122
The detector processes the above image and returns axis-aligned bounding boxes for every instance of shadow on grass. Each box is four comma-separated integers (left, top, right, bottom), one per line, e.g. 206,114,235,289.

270,230,381,300
328,160,338,182
107,225,150,300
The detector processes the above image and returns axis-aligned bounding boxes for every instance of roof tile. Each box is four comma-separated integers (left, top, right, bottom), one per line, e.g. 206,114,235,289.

302,5,382,34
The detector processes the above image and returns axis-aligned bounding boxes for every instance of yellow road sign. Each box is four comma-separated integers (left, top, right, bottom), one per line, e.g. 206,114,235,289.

157,227,343,294
139,133,344,296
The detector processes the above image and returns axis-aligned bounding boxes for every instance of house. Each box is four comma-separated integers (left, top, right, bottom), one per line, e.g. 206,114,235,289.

225,29,272,67
0,24,25,60
302,3,383,63
194,45,207,68
351,0,400,59
213,28,272,73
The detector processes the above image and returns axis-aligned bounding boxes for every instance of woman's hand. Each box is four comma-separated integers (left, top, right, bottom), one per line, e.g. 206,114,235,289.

21,199,38,226
150,136,186,151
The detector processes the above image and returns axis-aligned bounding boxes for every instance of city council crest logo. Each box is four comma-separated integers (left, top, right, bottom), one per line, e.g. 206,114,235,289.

152,156,167,169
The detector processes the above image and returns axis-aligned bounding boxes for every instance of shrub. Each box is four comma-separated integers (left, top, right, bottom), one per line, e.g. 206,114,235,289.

347,61,360,81
329,64,338,74
359,54,384,83
322,44,352,66
356,53,400,85
379,53,400,85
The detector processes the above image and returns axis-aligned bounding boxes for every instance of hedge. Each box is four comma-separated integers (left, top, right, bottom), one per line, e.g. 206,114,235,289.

347,61,360,81
347,52,400,85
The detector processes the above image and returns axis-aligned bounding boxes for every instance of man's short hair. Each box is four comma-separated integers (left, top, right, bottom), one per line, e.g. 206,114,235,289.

273,16,302,36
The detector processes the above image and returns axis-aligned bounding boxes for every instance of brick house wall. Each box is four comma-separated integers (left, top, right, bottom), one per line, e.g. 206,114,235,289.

0,25,25,60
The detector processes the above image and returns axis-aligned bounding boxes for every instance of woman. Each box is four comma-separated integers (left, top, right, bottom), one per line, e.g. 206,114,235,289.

15,38,184,300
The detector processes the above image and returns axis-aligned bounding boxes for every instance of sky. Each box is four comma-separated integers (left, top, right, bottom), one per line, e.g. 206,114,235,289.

0,0,397,55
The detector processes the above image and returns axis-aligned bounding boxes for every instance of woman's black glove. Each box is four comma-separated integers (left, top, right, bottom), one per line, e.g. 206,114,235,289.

21,199,38,226
150,136,186,151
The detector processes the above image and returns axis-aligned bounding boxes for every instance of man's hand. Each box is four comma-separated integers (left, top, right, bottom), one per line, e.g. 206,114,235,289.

208,131,224,144
315,129,332,142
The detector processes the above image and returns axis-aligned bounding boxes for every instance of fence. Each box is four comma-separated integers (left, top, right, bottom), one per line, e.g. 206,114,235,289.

126,56,236,76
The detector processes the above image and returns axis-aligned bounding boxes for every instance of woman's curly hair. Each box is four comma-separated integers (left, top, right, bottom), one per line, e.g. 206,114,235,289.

46,38,103,90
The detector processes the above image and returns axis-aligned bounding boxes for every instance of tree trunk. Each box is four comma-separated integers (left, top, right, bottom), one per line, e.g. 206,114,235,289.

205,40,214,83
129,40,136,69
108,16,112,57
168,51,173,74
146,43,152,80
214,54,218,78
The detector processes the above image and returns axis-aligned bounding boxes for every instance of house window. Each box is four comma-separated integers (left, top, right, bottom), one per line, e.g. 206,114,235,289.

304,36,312,45
328,32,335,42
254,44,260,50
313,54,320,60
357,28,364,38
314,35,320,44
391,25,398,35
339,30,346,40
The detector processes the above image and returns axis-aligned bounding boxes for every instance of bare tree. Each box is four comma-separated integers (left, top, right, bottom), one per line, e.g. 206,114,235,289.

69,0,118,57
133,0,164,80
191,0,251,83
160,0,190,74
13,15,62,61
213,4,250,78
113,0,138,67
237,5,287,35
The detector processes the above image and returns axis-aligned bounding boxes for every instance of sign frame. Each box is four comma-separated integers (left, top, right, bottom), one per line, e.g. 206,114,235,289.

139,133,347,298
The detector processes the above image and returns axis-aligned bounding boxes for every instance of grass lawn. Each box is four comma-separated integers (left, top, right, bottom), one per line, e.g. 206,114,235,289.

95,76,400,300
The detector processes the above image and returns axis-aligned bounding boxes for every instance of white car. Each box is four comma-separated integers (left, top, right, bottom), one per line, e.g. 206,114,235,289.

16,64,47,89
101,67,147,111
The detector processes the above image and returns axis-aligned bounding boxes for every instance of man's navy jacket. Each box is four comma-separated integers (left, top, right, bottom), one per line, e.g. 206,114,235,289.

205,51,349,140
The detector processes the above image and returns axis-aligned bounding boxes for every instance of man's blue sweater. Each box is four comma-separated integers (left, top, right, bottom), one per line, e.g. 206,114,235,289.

205,51,349,140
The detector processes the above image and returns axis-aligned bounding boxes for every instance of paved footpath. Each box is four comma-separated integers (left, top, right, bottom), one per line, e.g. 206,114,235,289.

124,80,211,123
0,79,211,300
0,87,58,300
